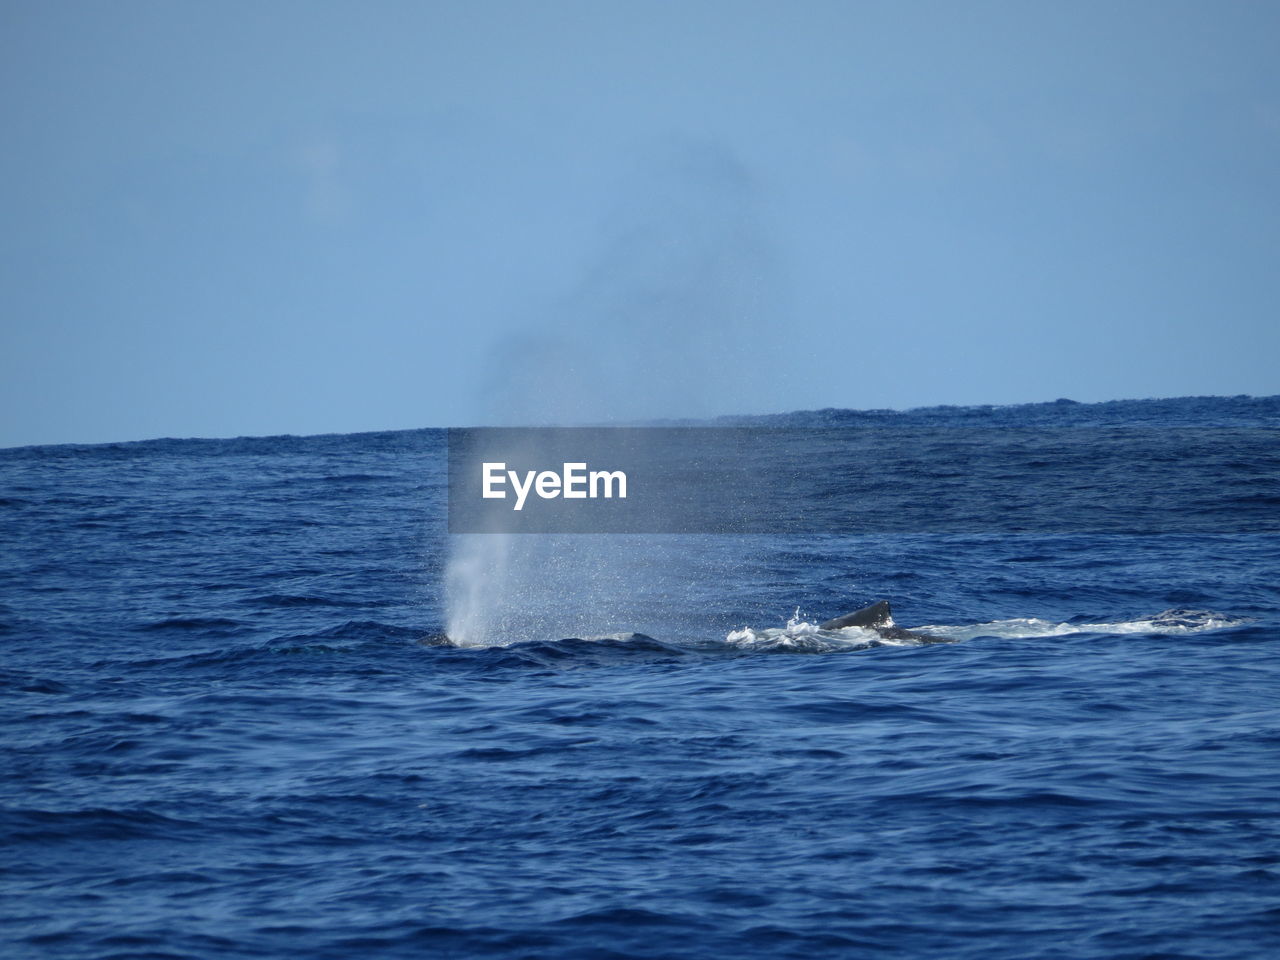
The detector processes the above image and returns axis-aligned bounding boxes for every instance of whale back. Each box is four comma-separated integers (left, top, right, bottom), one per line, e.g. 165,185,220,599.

819,600,892,631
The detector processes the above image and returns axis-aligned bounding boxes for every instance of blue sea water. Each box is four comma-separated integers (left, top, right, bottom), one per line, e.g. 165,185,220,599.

2,396,1279,959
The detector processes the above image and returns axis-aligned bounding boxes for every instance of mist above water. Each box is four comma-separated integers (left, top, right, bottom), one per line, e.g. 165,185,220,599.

446,142,782,645
487,141,781,425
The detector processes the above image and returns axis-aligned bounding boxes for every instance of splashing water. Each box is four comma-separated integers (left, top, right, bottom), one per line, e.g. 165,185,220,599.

910,608,1251,642
724,608,1249,654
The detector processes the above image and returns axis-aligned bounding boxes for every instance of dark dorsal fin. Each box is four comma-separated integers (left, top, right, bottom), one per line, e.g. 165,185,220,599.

819,600,892,631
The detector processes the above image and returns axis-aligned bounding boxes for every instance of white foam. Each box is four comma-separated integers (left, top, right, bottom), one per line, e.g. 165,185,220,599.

724,608,1248,651
914,609,1248,642
725,608,908,652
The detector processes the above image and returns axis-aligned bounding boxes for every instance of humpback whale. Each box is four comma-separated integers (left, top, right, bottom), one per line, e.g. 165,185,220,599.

819,600,951,644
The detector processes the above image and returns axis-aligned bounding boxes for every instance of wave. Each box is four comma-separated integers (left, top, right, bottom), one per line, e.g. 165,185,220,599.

716,394,1280,429
139,616,246,632
724,608,1251,652
427,607,1252,659
250,594,381,609
911,608,1252,641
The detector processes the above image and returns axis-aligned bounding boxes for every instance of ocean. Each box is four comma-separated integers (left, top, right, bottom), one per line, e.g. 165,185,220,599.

2,395,1278,959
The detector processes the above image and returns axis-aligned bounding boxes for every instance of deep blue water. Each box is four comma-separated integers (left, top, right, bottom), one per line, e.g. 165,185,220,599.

3,396,1279,959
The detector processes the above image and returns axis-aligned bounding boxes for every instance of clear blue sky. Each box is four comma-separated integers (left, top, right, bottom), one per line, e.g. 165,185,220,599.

3,0,1278,446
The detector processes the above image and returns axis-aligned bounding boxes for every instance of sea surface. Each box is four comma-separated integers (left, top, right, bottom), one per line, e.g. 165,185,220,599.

3,396,1279,959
